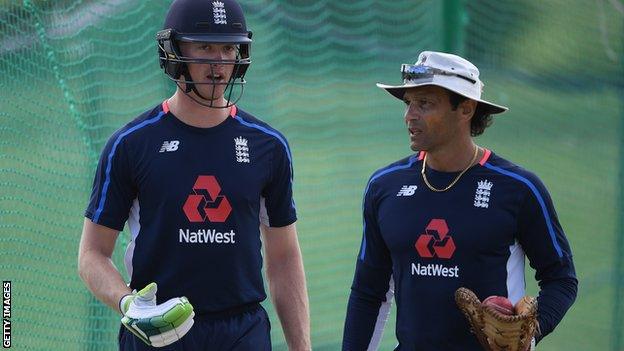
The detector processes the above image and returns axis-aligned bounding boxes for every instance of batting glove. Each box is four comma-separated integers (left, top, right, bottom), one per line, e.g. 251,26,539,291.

120,282,195,348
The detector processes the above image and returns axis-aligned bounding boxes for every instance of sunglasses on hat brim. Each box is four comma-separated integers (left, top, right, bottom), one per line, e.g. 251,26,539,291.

401,64,476,85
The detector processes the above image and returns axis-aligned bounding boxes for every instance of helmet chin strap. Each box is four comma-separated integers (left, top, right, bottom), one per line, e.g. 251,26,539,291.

173,78,245,109
175,81,224,109
177,74,236,109
170,62,246,109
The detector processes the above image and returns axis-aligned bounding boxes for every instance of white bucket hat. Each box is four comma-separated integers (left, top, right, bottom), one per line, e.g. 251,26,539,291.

376,51,508,114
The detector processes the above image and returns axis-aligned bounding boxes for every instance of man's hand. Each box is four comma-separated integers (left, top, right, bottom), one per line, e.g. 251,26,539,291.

120,283,195,348
455,287,538,351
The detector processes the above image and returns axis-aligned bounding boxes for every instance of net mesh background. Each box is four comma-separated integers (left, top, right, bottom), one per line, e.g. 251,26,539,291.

0,0,622,350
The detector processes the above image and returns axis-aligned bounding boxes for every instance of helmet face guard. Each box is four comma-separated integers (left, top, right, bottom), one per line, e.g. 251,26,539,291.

157,0,252,108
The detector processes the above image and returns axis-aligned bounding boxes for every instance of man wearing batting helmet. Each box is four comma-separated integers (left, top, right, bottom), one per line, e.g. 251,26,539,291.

342,51,577,350
78,1,311,349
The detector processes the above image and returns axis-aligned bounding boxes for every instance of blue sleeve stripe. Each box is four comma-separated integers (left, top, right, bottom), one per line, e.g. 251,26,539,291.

359,222,368,261
233,116,293,167
359,155,418,261
484,162,564,258
93,112,165,223
233,116,296,209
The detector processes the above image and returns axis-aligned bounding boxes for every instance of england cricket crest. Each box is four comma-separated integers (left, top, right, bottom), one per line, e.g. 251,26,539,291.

474,179,493,208
213,1,227,25
234,136,250,163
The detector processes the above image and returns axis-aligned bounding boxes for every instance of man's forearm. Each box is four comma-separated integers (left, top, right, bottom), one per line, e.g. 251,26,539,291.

536,276,578,342
267,248,311,350
78,250,131,313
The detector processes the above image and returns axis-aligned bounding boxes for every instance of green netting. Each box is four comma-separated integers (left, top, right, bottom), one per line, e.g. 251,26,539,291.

1,0,622,350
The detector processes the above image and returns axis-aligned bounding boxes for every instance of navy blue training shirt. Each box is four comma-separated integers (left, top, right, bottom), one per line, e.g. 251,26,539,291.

343,150,577,351
85,101,297,313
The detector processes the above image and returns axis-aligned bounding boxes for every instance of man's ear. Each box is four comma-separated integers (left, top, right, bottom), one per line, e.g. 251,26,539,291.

460,99,478,121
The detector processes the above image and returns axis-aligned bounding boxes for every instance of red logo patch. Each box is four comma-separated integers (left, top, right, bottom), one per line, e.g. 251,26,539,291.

415,219,456,259
183,175,232,223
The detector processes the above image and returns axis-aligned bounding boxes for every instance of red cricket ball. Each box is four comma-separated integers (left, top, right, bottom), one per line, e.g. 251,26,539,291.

482,295,515,315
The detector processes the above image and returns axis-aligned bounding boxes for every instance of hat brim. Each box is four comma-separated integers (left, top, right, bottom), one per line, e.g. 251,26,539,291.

376,82,508,115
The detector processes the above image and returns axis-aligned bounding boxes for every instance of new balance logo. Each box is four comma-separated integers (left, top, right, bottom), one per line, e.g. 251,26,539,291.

474,179,493,208
397,185,418,196
159,140,179,153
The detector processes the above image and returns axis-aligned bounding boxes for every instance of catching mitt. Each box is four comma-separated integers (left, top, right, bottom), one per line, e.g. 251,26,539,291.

455,287,538,351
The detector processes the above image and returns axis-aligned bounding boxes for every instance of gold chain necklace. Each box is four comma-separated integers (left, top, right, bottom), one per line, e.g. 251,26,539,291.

421,146,479,192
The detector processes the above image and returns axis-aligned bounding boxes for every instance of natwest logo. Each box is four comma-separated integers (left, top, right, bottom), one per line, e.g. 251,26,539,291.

183,175,232,222
415,219,456,259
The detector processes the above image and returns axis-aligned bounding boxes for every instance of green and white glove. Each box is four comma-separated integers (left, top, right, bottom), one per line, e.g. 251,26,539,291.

120,283,194,348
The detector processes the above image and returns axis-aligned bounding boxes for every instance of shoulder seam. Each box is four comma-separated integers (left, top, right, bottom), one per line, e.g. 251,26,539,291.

369,155,419,187
358,156,417,262
483,162,564,258
117,105,166,135
231,115,292,162
93,109,167,223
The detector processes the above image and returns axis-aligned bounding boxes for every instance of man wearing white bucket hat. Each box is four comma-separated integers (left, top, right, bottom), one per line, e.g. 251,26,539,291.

342,51,577,350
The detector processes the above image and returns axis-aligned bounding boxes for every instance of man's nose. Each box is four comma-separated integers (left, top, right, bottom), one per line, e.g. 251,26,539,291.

207,50,225,63
404,104,421,123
